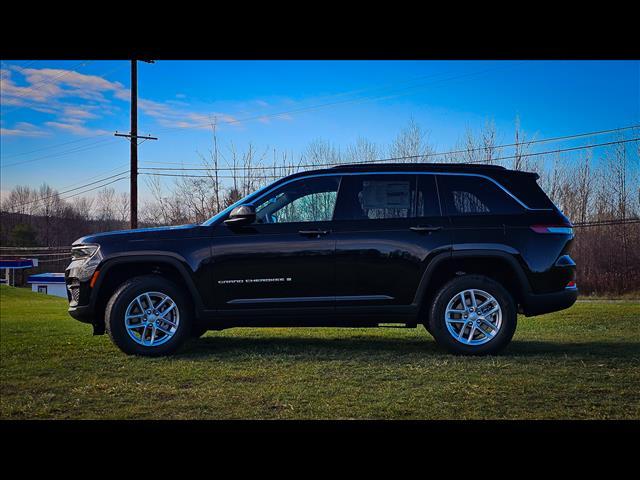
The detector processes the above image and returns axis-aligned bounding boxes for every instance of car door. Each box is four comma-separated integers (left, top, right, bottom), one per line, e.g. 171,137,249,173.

209,175,341,312
332,173,452,311
436,173,524,249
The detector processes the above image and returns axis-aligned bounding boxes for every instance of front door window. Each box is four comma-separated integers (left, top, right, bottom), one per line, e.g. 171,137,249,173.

254,176,340,224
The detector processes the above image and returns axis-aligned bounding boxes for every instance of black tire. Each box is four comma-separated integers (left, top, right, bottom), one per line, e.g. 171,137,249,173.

428,275,516,356
105,275,192,356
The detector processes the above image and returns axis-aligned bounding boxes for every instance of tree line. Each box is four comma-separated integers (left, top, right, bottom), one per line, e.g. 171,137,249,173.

2,119,638,295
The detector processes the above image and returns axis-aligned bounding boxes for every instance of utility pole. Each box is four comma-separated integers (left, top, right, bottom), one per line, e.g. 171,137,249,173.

114,59,157,229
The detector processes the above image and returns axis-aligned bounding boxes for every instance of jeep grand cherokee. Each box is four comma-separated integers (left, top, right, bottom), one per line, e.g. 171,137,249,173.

66,163,578,356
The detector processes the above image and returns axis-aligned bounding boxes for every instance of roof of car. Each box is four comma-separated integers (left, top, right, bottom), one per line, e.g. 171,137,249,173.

282,162,538,177
270,163,540,188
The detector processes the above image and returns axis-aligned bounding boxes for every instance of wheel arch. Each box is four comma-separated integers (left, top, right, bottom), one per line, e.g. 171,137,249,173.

413,249,532,319
90,254,205,331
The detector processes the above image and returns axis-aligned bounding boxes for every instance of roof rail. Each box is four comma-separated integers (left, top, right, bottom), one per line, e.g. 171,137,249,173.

329,162,507,170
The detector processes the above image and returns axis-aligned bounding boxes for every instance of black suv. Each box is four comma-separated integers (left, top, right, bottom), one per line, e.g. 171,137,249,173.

66,163,577,356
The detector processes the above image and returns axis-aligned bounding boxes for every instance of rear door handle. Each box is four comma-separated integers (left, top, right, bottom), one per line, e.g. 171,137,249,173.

299,229,330,237
410,225,443,233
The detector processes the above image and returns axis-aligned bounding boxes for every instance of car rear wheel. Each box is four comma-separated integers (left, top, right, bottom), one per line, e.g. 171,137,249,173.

105,275,192,356
428,275,516,355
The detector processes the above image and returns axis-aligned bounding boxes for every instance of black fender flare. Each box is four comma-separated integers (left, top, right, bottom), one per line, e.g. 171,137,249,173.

412,248,533,307
89,253,205,314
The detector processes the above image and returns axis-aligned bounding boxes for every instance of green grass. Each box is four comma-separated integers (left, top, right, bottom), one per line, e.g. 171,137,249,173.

1,285,639,419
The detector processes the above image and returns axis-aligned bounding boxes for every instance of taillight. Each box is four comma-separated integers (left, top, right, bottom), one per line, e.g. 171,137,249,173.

566,281,577,289
530,224,573,234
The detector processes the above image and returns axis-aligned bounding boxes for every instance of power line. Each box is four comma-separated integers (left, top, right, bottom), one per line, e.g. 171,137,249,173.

9,171,130,208
58,175,129,201
458,137,640,165
195,68,475,120
573,219,640,227
138,136,640,177
1,135,111,160
141,172,278,179
1,138,120,169
0,163,130,213
140,122,638,168
49,162,130,192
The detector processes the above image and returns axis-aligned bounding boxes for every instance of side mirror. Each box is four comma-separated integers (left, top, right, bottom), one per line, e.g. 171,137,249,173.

224,204,256,226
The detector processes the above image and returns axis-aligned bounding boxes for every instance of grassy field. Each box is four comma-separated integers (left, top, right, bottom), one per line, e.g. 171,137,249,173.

1,284,638,419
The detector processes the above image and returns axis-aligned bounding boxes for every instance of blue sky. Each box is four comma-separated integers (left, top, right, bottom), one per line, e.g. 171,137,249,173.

1,60,638,200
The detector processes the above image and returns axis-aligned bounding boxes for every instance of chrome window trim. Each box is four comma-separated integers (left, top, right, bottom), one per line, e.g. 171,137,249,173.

203,170,551,225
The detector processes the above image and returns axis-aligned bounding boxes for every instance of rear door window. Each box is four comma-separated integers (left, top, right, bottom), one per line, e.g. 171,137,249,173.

437,174,523,216
334,174,417,221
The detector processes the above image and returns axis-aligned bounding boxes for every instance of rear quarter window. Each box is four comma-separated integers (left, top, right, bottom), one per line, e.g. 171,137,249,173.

492,172,556,209
437,174,524,216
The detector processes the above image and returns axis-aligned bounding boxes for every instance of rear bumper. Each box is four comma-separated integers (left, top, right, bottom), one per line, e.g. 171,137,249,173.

521,287,578,316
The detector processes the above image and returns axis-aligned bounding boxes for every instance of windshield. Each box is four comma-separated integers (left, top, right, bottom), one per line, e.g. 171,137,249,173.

201,181,276,226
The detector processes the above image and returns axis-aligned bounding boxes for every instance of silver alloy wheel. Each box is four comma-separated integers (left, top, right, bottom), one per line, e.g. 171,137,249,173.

444,289,502,346
124,291,180,347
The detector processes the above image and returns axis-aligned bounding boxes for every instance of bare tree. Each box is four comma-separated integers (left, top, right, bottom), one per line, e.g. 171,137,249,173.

389,118,434,162
512,115,537,171
345,138,379,164
116,192,130,225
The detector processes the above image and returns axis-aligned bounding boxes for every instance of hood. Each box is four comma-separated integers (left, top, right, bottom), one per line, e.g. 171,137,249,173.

73,223,200,246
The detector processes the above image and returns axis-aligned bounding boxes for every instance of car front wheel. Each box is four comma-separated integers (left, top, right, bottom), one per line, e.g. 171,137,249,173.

428,275,516,355
105,275,192,356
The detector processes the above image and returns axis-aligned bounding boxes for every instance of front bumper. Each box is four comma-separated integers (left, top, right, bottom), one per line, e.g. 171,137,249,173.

65,265,95,324
68,304,94,324
521,286,578,316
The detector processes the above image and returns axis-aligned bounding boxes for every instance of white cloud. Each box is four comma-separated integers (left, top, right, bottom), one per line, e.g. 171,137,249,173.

0,122,50,137
138,98,240,130
15,67,126,102
1,63,293,137
60,105,100,121
0,65,129,137
44,121,110,136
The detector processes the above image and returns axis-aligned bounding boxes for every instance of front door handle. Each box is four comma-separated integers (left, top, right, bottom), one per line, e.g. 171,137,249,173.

410,225,443,233
299,229,330,237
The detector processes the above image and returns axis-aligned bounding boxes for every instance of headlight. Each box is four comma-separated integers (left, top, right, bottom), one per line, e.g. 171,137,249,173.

70,244,103,281
71,244,99,261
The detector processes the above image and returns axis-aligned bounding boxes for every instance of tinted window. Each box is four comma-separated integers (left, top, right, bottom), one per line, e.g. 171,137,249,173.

334,175,417,220
416,174,441,217
492,171,555,209
254,176,340,224
438,175,523,215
